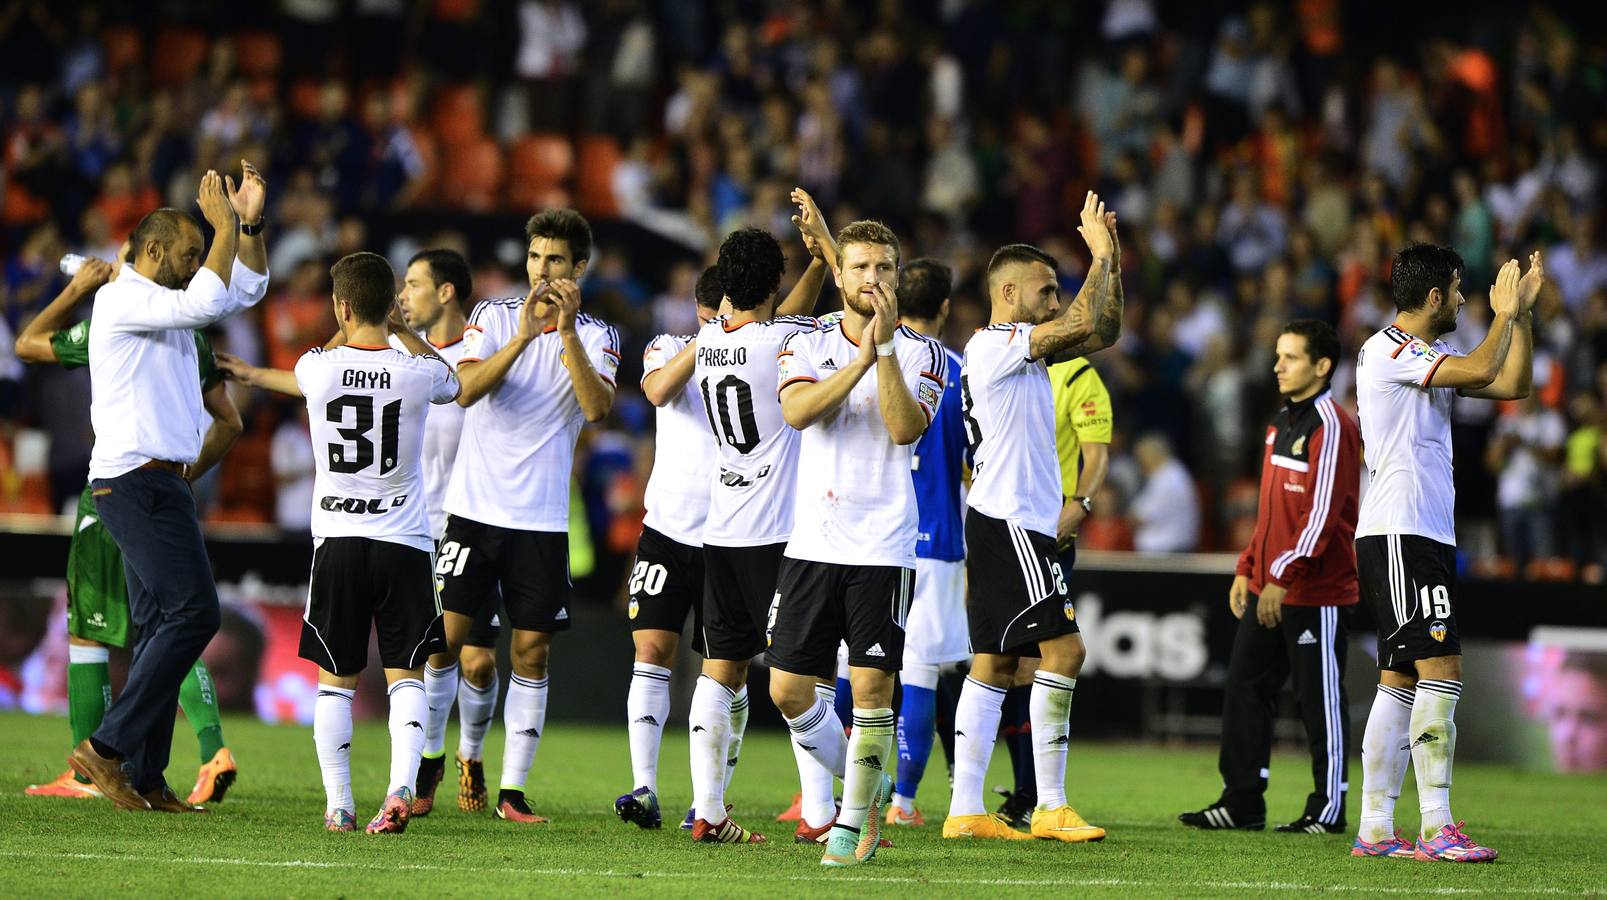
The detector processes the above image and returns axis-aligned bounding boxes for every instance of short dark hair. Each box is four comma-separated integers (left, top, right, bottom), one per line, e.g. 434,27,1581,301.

1390,243,1464,313
898,258,952,320
408,248,472,303
129,208,196,257
1280,319,1340,381
330,252,396,325
716,227,784,311
835,220,901,266
525,208,593,263
694,264,723,310
985,243,1059,292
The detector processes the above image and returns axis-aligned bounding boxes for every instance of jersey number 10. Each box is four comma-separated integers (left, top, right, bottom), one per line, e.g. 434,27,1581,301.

700,375,759,455
327,394,402,474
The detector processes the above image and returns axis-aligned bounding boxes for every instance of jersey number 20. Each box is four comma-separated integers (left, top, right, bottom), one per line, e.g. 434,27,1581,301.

327,394,402,474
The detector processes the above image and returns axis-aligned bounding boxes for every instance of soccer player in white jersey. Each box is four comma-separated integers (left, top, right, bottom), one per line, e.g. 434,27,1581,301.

769,218,945,867
1350,244,1543,863
389,248,494,818
253,252,459,833
687,227,819,845
614,267,725,829
438,209,620,823
945,192,1121,843
620,250,830,832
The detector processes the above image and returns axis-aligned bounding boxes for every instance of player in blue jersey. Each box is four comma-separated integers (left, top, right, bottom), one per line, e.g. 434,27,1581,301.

883,259,970,825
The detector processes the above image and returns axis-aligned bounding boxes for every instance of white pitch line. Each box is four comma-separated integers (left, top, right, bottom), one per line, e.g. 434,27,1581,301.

0,850,1598,895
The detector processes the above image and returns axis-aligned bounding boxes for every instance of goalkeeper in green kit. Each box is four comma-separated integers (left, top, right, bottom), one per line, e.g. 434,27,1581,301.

15,250,242,805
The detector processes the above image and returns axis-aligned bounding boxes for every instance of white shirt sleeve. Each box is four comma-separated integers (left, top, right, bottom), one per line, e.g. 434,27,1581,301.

100,266,236,332
777,330,819,390
899,333,947,423
428,357,461,404
581,320,622,387
229,258,270,309
972,324,1038,384
459,304,503,363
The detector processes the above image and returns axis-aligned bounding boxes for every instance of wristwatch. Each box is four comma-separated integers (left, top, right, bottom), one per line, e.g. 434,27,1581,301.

1072,495,1093,514
240,218,264,236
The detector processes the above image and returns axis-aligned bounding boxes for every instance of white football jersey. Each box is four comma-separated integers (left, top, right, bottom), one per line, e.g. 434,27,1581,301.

295,344,460,552
444,299,621,532
1355,325,1458,545
389,332,469,540
962,323,1060,536
641,333,715,546
693,315,819,547
779,322,946,567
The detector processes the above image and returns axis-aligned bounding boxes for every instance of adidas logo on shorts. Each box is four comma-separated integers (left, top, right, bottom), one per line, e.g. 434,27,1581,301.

1297,630,1316,645
865,643,885,658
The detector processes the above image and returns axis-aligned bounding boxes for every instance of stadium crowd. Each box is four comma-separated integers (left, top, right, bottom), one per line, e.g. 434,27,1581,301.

0,1,1604,583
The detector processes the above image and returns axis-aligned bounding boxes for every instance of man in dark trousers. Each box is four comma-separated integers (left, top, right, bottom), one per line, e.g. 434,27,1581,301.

67,163,269,811
1180,319,1360,834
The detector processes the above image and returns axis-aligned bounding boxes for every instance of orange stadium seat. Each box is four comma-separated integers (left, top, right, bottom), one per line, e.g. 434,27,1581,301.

407,127,441,206
288,79,324,120
102,26,143,72
507,134,574,210
431,84,484,147
235,32,283,79
150,28,208,88
440,138,505,212
576,135,622,218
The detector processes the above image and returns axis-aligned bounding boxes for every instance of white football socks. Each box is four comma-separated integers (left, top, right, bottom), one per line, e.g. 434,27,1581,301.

626,662,672,793
789,683,841,829
456,672,499,760
1358,684,1415,843
422,662,458,758
726,685,749,793
499,673,548,792
386,678,427,796
1411,679,1462,839
689,674,735,823
838,708,894,831
1030,671,1076,810
948,676,1006,818
314,685,355,814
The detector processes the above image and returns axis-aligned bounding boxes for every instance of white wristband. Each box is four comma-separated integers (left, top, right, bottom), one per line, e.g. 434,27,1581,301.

875,340,895,357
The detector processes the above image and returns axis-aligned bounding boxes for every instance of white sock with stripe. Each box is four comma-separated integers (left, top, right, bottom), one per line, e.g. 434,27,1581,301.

725,685,749,793
689,675,734,823
948,676,1006,818
314,685,355,814
1411,679,1461,839
499,673,548,791
1030,671,1076,810
626,662,672,792
456,673,499,760
1358,684,1415,843
790,682,842,829
422,662,458,758
387,678,427,796
838,708,895,831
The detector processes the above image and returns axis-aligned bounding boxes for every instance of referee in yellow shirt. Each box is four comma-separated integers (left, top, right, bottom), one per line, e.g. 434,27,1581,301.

995,354,1114,825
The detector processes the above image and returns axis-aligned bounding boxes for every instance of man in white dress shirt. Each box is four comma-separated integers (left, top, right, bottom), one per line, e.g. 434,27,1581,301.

67,164,269,811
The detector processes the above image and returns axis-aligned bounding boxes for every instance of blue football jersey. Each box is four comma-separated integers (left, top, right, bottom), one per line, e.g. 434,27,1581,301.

912,347,967,561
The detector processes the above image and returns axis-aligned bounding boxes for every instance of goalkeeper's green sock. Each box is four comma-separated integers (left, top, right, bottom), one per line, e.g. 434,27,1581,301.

179,659,227,762
67,645,113,784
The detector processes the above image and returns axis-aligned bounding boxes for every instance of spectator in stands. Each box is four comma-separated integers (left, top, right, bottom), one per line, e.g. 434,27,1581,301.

1559,391,1605,578
1130,433,1200,552
1487,393,1567,576
270,404,314,533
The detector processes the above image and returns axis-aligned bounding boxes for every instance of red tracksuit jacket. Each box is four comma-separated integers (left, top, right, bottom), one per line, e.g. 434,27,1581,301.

1235,389,1360,606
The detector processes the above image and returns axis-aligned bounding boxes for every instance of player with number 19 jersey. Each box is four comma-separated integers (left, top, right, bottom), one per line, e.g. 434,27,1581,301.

693,314,818,659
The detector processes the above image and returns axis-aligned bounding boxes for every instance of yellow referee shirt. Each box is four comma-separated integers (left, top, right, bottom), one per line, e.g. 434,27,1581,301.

1048,357,1113,496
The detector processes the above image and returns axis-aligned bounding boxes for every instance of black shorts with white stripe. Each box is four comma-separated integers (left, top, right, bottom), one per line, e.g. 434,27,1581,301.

765,557,913,677
300,536,446,675
963,509,1079,655
1356,534,1460,672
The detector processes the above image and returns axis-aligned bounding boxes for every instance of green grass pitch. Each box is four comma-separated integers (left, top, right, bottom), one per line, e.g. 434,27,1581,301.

4,711,1603,897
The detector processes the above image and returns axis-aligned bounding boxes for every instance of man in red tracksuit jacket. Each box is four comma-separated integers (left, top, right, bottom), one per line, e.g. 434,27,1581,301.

1181,319,1360,834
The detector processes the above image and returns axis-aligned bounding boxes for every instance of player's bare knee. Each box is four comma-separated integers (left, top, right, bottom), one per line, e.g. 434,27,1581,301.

632,630,678,668
1039,634,1086,678
968,653,1015,688
1415,655,1461,682
460,650,497,687
849,670,895,709
769,670,817,718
